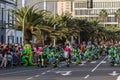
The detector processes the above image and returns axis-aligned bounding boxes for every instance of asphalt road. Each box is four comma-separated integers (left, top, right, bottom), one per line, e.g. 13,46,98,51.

0,56,120,80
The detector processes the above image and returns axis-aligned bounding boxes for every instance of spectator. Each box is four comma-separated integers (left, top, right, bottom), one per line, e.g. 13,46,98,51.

0,45,8,68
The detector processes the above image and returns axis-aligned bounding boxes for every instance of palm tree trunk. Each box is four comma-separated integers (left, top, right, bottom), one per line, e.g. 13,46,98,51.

25,29,32,41
78,34,80,44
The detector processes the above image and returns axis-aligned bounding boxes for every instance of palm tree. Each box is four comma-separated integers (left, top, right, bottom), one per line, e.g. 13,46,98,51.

10,6,52,43
115,8,120,27
44,13,80,44
98,9,108,27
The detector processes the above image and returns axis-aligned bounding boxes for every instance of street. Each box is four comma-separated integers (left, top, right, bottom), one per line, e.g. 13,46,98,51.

0,56,119,80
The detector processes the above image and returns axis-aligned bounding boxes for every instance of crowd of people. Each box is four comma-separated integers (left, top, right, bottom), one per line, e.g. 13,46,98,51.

0,43,22,68
0,40,120,69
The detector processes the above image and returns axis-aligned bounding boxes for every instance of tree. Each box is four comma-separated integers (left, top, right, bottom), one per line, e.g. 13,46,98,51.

11,6,51,43
98,9,108,27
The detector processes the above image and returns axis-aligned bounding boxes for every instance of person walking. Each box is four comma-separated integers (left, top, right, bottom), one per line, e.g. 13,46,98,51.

0,45,9,68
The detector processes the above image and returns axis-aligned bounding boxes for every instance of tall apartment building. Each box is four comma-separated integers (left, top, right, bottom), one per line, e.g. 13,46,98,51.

0,0,22,44
57,0,72,15
57,0,120,26
17,0,57,14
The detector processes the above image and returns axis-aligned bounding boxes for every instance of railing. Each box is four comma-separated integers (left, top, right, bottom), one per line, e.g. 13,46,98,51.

1,0,17,5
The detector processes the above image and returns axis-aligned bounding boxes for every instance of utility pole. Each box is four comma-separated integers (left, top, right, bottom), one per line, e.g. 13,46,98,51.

22,0,25,45
53,0,56,46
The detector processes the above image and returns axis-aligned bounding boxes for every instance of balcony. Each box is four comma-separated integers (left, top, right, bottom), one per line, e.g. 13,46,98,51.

0,0,17,5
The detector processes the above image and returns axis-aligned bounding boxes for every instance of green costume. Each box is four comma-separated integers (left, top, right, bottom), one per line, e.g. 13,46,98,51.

38,47,49,67
22,44,35,66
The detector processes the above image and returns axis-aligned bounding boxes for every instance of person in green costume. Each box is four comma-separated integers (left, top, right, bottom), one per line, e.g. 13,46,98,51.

40,45,50,67
22,39,35,66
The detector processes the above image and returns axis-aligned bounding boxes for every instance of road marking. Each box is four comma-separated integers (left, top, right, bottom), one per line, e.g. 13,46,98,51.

90,61,97,63
91,56,107,72
56,71,72,76
35,75,40,77
56,71,71,73
101,61,106,63
47,70,50,72
26,77,33,80
41,72,46,75
109,71,119,76
117,75,120,80
84,75,90,79
61,71,72,76
79,63,85,66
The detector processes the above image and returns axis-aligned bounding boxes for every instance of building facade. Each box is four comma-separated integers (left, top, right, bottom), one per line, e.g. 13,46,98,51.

57,0,72,15
17,0,57,14
57,0,120,26
0,0,22,44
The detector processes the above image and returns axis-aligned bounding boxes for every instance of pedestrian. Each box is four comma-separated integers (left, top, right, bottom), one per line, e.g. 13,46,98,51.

0,45,8,68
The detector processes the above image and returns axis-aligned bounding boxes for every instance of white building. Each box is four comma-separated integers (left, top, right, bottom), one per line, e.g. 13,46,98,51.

17,0,57,14
57,0,120,26
0,0,22,44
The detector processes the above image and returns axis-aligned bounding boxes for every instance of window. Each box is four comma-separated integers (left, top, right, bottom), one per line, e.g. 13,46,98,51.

17,37,18,43
1,35,3,43
74,2,87,8
20,37,22,44
93,2,120,8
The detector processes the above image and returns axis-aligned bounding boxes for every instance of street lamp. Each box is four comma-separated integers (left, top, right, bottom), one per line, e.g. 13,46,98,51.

22,0,25,46
53,0,56,46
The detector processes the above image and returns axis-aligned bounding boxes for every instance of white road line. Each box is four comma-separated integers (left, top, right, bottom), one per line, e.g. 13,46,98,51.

47,70,50,72
34,75,40,77
90,61,97,63
109,71,119,76
101,61,106,63
79,63,85,66
26,77,33,80
116,75,120,80
84,75,90,79
91,56,107,72
41,72,46,75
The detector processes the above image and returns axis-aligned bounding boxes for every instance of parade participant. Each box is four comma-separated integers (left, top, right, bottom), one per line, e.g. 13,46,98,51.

37,47,43,56
37,46,43,67
39,45,49,67
50,47,59,68
64,44,71,67
84,48,92,62
22,39,35,66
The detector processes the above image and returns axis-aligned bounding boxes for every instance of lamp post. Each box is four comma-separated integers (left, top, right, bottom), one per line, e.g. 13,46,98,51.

22,0,26,46
43,0,56,46
53,0,56,46
44,0,47,10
